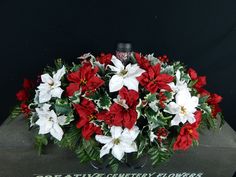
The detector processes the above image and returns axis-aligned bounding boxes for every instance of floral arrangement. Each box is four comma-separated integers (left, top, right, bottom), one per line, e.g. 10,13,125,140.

11,52,224,171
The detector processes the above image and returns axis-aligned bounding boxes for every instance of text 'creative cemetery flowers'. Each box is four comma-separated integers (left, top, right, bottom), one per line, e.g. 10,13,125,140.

12,52,224,172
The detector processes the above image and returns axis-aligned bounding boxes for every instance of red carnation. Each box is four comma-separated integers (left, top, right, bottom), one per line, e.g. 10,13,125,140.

66,63,104,96
173,111,202,151
16,89,29,101
96,53,112,65
137,64,174,93
108,87,139,129
134,52,151,70
74,98,101,140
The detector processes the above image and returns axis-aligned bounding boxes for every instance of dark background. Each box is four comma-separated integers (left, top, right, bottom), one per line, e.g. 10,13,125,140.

0,0,235,130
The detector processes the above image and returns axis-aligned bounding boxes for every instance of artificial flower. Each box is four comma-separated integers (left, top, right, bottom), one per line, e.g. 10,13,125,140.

134,52,151,70
35,103,66,141
96,53,112,65
66,63,104,96
108,56,145,92
37,66,66,103
95,126,139,160
108,87,139,129
165,89,199,126
168,70,188,94
137,63,174,93
173,111,202,150
74,98,102,140
208,93,223,117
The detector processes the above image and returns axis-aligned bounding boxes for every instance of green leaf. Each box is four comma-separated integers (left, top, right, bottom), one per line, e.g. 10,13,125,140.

137,136,149,158
136,99,143,118
54,99,72,115
69,90,82,104
96,91,111,110
75,139,101,163
145,93,157,102
199,96,209,104
56,126,80,150
54,58,63,70
35,134,48,155
188,80,198,87
108,155,119,172
148,147,172,166
9,105,22,120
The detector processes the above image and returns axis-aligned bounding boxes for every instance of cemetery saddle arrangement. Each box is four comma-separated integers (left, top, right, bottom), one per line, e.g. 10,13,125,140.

11,52,224,172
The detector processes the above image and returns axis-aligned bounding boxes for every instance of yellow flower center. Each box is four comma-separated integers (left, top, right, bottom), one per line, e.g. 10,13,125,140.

180,106,187,115
113,138,120,145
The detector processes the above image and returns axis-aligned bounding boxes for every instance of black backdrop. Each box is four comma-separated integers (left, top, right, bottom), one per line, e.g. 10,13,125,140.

0,0,235,130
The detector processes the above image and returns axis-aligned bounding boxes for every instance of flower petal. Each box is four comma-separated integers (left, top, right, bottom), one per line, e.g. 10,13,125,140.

50,123,64,141
58,115,67,126
109,75,124,92
41,74,53,84
123,77,139,92
166,102,179,114
112,144,125,161
121,126,140,142
53,66,66,81
171,114,181,126
121,142,137,153
95,135,113,144
110,126,123,139
111,56,124,70
100,142,113,158
39,91,52,103
51,87,64,98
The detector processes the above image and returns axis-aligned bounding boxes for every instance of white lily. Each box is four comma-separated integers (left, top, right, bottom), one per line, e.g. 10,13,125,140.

95,126,140,161
165,89,199,126
168,70,188,94
35,103,66,141
38,66,66,103
108,56,145,92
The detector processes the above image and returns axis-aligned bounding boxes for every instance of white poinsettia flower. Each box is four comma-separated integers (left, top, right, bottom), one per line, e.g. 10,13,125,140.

108,56,145,92
38,66,66,103
165,89,199,126
168,70,188,94
35,103,66,141
95,126,140,161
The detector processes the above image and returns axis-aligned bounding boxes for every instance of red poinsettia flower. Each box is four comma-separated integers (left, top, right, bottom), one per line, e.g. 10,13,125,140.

106,87,139,129
96,53,112,65
66,63,104,96
159,92,167,108
173,111,202,151
207,93,223,117
74,98,102,140
188,68,208,95
137,64,174,93
134,52,151,70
